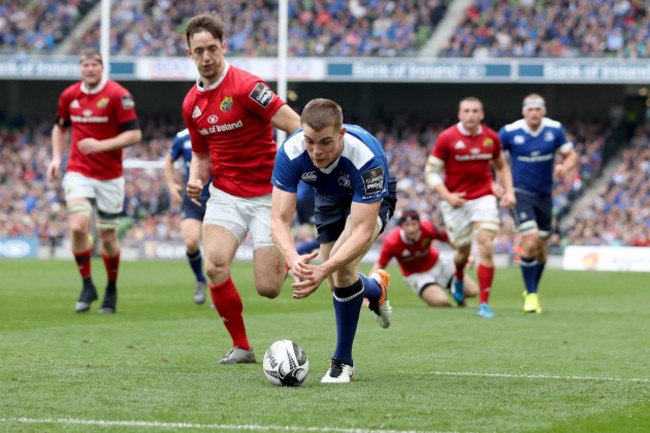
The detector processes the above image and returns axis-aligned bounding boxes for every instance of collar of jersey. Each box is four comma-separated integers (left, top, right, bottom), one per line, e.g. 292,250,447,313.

317,155,341,174
456,121,482,136
520,118,545,137
80,77,108,95
197,61,230,92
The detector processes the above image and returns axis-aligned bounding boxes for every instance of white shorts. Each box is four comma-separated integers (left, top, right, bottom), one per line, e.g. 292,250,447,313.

403,256,455,296
203,184,275,249
63,171,124,214
441,195,499,247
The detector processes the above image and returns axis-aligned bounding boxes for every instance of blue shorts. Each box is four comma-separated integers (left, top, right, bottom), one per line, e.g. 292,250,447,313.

180,194,208,221
315,175,397,244
511,190,552,234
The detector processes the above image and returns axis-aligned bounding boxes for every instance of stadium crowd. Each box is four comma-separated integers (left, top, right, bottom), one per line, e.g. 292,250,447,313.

2,113,633,253
439,0,650,58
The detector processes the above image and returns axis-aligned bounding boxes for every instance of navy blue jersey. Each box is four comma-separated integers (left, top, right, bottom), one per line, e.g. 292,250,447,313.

169,128,210,197
272,124,390,203
498,118,573,195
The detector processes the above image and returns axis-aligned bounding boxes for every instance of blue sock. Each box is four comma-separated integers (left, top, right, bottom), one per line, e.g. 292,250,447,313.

358,273,382,311
332,278,364,365
187,250,206,283
520,256,538,294
297,238,320,256
535,261,546,289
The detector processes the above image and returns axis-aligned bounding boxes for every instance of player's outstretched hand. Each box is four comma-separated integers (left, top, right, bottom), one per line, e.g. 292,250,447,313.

168,182,184,206
291,261,327,299
500,191,516,209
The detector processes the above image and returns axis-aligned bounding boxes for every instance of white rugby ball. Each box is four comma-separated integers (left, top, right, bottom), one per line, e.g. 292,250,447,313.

262,339,309,386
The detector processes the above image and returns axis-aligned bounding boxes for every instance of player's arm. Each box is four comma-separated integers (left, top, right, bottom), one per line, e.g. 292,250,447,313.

164,154,183,206
425,155,466,208
270,105,301,136
187,151,211,205
554,147,579,178
491,153,516,208
48,122,68,182
77,127,142,155
271,186,301,266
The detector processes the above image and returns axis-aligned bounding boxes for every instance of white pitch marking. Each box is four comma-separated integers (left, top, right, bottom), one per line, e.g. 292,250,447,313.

0,418,472,433
429,371,649,382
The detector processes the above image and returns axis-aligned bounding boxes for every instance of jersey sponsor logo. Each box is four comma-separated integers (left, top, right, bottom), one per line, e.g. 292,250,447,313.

220,97,233,111
121,94,135,110
483,138,493,147
83,109,93,117
454,140,466,149
249,83,274,108
192,106,201,119
70,115,109,123
207,114,218,124
301,171,317,182
455,153,493,161
514,135,525,144
360,166,384,195
470,148,480,154
97,97,109,108
198,119,244,135
517,153,554,162
70,99,80,109
338,175,352,188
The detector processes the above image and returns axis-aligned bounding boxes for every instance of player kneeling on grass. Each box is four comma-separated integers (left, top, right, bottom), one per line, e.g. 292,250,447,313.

371,209,478,307
271,98,397,384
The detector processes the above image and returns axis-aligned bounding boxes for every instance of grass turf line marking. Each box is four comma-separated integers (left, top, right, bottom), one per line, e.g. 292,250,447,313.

0,418,470,433
430,371,649,382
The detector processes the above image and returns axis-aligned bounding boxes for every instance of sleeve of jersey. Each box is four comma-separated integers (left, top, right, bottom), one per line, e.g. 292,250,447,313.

352,158,388,203
497,127,509,151
169,136,182,159
113,88,138,127
377,240,394,268
557,126,573,154
241,79,284,122
431,132,448,161
271,148,299,193
56,89,70,123
491,131,503,158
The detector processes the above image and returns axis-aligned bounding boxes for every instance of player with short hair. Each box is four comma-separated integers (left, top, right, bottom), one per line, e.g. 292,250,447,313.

271,98,397,383
164,128,209,305
47,48,142,314
371,209,478,307
498,93,578,313
425,96,515,318
182,12,301,364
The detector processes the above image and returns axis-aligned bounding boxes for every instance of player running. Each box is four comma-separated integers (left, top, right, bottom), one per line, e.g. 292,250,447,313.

498,93,578,313
182,12,301,364
47,48,142,314
425,96,515,318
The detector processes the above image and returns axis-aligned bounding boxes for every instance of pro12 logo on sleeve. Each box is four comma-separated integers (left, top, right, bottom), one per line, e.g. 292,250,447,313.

360,166,385,196
249,83,274,108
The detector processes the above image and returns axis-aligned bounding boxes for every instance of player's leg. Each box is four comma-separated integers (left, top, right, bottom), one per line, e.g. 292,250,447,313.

202,186,255,363
180,195,207,304
62,172,97,312
420,284,453,307
469,196,500,318
441,200,473,303
94,176,125,314
533,195,553,301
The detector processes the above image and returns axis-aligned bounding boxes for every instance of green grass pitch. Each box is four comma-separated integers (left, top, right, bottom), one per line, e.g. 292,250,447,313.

1,259,648,432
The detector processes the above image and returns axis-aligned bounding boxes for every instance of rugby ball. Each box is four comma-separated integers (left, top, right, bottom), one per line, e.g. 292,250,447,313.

262,339,309,386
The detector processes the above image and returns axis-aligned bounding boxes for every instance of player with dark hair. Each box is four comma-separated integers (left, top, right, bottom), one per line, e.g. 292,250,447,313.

498,93,578,313
271,98,397,383
425,97,515,318
164,128,209,305
183,12,301,364
371,209,478,307
47,48,142,314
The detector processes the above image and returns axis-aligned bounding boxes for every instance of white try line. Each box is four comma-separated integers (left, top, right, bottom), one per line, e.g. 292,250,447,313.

429,371,649,382
0,418,469,433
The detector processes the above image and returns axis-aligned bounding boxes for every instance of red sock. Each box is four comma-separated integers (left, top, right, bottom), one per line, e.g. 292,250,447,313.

210,277,250,351
455,262,465,280
74,248,93,279
477,263,495,304
102,251,120,282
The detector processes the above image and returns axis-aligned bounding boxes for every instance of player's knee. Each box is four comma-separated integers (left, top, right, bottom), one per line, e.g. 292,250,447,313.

256,282,282,299
204,257,230,280
68,201,93,219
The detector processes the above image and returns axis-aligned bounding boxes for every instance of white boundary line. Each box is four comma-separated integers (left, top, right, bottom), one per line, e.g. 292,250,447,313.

0,418,466,433
428,371,649,382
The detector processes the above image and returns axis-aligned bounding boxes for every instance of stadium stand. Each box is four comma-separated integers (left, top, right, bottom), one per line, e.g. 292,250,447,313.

64,0,447,57
0,0,96,55
439,0,650,58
